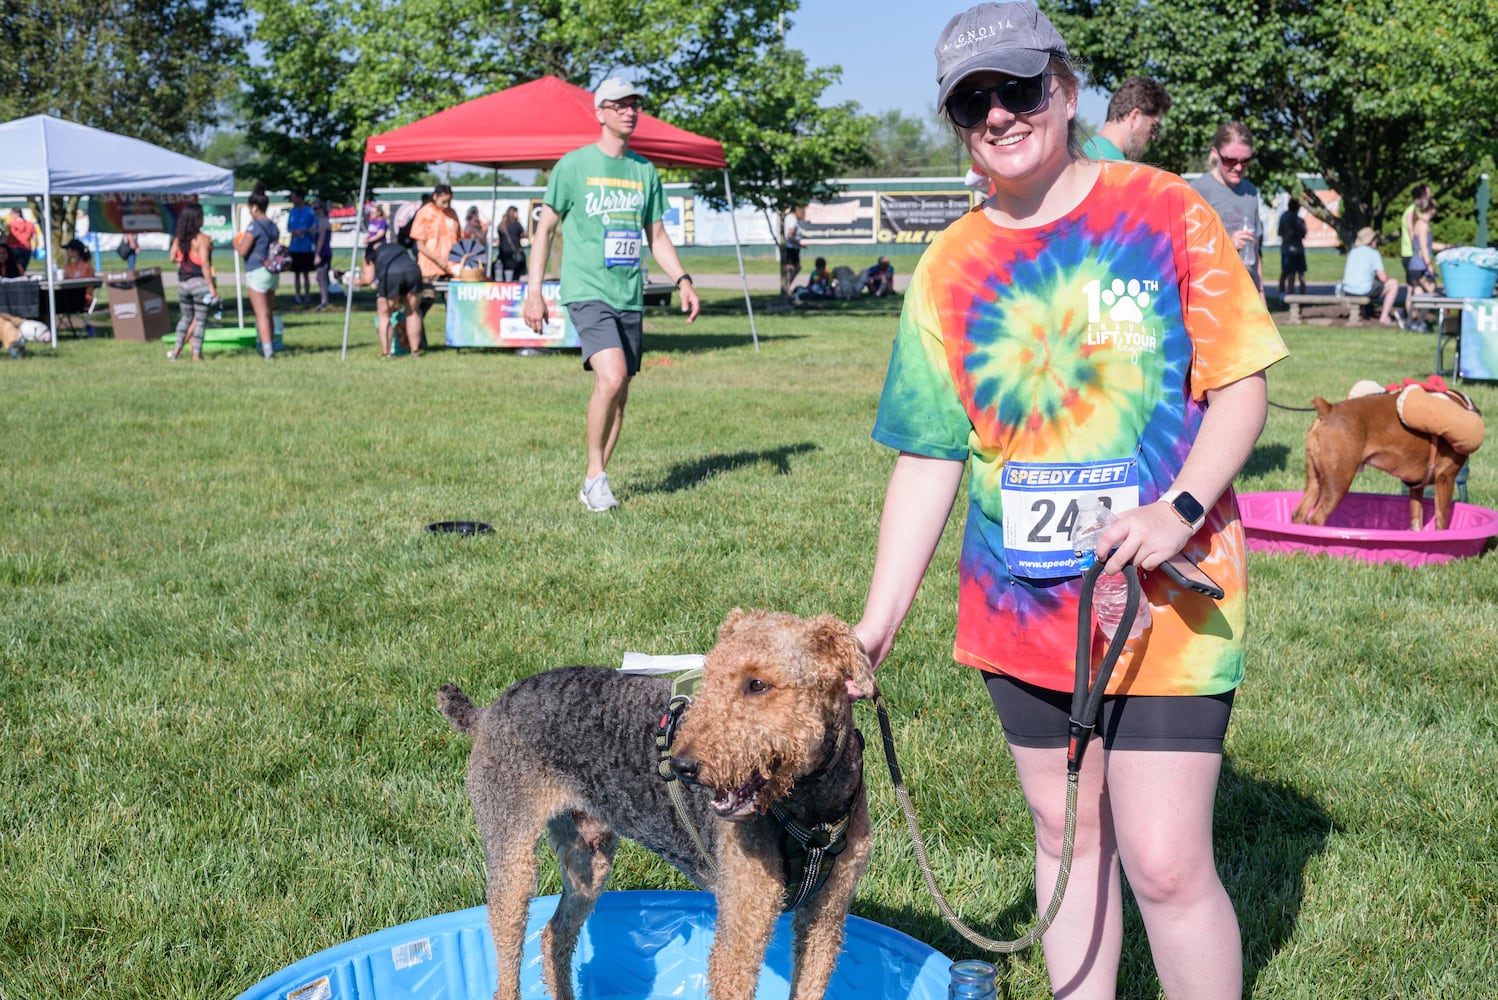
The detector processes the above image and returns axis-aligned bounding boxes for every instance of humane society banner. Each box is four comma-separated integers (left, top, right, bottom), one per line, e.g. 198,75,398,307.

444,280,577,349
1460,299,1498,381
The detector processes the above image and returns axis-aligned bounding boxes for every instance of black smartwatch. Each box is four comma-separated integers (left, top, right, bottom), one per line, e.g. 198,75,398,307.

674,273,692,287
1160,490,1206,531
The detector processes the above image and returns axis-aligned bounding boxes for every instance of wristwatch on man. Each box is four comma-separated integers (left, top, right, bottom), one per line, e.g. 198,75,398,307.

1160,490,1206,532
674,273,693,287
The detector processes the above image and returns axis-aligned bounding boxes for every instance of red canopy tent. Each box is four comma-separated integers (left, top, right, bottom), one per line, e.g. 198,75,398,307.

342,76,756,356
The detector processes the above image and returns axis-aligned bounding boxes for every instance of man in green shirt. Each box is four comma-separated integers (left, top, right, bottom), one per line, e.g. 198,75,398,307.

1081,76,1171,162
523,77,700,512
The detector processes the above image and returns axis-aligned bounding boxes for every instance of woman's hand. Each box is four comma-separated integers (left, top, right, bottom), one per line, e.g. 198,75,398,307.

1091,501,1196,575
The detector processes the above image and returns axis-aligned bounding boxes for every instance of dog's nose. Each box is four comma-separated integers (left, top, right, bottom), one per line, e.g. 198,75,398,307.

669,755,700,785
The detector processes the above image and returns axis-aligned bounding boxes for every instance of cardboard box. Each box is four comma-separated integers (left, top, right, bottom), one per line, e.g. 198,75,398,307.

104,267,171,341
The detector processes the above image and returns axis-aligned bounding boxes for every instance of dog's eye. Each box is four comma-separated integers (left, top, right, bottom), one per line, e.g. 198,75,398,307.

744,678,769,695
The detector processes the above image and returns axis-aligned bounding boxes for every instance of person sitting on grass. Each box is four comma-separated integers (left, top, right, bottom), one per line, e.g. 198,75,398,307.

1341,227,1402,328
860,256,895,297
795,256,837,302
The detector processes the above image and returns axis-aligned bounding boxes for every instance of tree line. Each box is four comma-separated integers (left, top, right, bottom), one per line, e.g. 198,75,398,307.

3,1,1494,251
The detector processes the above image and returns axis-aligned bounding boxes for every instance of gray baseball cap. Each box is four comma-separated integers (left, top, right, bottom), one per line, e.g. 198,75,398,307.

935,3,1070,109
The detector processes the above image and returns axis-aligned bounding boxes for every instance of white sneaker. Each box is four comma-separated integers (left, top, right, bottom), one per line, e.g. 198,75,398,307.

579,473,620,512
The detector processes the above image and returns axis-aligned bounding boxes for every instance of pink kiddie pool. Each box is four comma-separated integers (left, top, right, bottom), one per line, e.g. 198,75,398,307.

1239,491,1498,565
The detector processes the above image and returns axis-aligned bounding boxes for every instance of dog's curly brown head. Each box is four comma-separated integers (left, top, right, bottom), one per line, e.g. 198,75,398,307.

669,609,872,819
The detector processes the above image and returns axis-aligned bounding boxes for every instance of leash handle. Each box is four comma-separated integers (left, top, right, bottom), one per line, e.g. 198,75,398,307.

1069,562,1141,776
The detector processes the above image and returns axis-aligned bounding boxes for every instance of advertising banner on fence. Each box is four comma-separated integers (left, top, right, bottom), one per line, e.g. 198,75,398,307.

89,193,234,243
803,194,877,244
876,191,973,244
444,279,577,349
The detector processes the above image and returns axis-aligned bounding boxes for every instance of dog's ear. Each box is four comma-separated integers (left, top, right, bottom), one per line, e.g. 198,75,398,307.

808,615,876,699
717,607,749,642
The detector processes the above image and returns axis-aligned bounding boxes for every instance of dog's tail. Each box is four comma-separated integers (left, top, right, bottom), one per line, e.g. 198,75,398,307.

437,683,479,734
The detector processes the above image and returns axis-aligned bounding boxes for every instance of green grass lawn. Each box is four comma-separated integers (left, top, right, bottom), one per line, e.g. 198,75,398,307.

2,289,1494,999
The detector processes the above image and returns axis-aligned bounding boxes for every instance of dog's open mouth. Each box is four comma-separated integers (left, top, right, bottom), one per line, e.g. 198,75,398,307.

711,773,767,819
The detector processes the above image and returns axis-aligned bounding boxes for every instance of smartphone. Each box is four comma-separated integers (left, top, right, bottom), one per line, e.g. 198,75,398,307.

1158,553,1225,600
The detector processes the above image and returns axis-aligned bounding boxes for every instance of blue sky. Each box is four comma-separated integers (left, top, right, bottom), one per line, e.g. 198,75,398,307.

784,2,1108,126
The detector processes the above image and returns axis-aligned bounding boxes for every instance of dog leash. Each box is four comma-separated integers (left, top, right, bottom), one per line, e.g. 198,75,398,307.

655,692,721,883
872,561,1140,953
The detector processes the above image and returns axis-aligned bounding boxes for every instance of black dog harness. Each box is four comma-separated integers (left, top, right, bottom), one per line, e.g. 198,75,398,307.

655,689,860,911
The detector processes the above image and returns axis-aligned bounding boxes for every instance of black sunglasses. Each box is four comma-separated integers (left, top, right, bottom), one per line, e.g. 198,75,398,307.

945,74,1052,128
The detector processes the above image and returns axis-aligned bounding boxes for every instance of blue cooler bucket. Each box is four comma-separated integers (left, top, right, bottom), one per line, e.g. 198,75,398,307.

1440,259,1498,298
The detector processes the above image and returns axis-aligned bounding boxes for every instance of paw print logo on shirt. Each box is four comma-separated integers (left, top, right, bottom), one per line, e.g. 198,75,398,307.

1100,278,1150,324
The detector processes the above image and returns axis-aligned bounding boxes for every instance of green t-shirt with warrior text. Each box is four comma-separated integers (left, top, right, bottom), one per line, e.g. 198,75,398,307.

543,143,666,311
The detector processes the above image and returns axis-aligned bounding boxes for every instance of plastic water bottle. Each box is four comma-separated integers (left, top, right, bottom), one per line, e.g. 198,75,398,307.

948,960,998,1000
1071,496,1151,641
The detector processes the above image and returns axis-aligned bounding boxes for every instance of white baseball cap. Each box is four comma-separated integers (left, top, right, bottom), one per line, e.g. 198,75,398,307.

594,78,643,107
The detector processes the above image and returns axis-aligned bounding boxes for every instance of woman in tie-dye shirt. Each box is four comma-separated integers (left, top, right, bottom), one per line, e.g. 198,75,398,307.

854,5,1286,998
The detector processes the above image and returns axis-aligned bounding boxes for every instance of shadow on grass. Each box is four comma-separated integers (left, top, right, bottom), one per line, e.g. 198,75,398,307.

632,443,818,495
851,757,1329,998
1242,442,1293,478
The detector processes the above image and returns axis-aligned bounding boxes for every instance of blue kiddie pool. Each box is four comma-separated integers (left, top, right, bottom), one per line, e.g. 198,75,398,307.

235,890,953,1000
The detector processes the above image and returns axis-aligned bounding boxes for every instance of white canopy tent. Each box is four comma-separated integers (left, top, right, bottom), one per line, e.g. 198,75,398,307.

0,114,234,345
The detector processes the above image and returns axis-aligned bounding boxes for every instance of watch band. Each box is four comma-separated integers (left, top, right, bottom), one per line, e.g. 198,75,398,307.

1160,490,1206,532
674,273,692,287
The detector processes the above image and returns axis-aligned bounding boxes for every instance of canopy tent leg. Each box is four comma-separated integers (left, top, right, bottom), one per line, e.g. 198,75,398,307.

42,196,57,349
340,162,371,361
488,169,500,277
233,194,245,329
721,169,758,351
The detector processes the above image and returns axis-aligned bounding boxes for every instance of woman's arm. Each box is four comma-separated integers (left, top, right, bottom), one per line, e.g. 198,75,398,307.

196,233,217,292
855,452,965,671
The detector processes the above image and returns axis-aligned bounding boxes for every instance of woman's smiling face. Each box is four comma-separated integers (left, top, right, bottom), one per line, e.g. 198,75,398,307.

956,70,1077,192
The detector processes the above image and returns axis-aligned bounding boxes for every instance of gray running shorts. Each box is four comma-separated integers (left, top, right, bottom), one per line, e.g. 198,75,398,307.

566,300,644,375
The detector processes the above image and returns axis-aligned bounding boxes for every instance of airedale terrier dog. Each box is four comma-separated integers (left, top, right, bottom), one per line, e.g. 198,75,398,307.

438,609,875,1000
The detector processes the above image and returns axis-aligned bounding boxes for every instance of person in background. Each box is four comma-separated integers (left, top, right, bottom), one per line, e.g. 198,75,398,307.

409,183,461,318
235,182,280,359
1399,182,1432,285
795,255,836,301
286,190,317,308
117,232,140,272
856,5,1287,998
522,77,699,513
1341,226,1402,327
0,243,24,279
1191,121,1264,295
341,240,424,359
463,205,488,244
497,206,527,281
313,199,334,311
783,205,806,294
61,238,97,336
6,207,37,272
1406,194,1446,295
1277,196,1308,297
860,255,895,297
1081,75,1171,162
167,203,218,360
366,203,389,251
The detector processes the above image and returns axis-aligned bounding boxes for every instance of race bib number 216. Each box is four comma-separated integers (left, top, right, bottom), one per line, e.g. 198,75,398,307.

604,229,640,267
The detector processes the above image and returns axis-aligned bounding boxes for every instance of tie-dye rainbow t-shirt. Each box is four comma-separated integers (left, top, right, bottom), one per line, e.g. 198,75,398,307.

873,161,1288,696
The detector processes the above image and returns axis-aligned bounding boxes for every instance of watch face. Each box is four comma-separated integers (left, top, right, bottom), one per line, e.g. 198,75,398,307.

1173,492,1205,524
